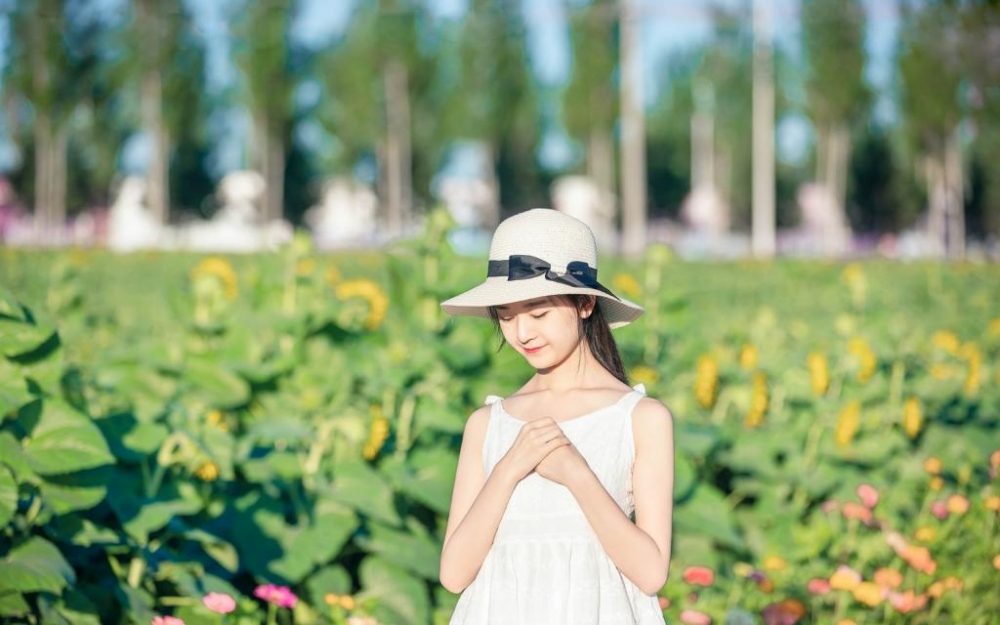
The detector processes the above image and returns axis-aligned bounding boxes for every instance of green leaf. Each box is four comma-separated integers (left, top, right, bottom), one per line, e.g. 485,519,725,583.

674,485,743,549
0,286,26,321
122,497,203,545
39,467,110,514
305,565,352,606
358,520,440,580
183,359,251,409
23,400,114,476
0,363,35,416
0,592,30,618
359,556,431,625
270,501,359,583
382,447,457,515
0,431,34,479
184,528,240,573
0,537,75,594
0,466,17,528
333,461,401,526
0,318,57,358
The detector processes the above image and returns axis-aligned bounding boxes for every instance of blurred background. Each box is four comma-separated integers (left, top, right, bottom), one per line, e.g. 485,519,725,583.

0,0,997,259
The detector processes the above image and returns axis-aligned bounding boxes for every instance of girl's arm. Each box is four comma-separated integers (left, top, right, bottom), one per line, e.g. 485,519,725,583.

538,398,675,595
439,409,572,593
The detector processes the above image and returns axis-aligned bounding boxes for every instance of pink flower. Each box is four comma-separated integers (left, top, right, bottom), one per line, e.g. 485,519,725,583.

254,583,298,609
203,592,236,614
930,500,949,521
806,578,831,595
682,565,715,587
841,502,873,524
151,617,185,625
658,596,670,610
679,609,713,625
856,484,879,508
820,499,839,514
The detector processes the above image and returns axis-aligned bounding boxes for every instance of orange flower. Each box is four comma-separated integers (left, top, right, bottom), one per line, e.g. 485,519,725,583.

990,496,1000,512
993,554,1000,570
682,565,715,587
829,566,861,591
946,494,970,515
841,502,872,524
923,457,942,474
929,476,944,491
899,545,937,575
889,590,927,614
852,581,883,606
873,567,903,589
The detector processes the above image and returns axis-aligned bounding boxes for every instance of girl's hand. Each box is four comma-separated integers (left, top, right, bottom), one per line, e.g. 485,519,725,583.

498,417,571,481
535,440,589,486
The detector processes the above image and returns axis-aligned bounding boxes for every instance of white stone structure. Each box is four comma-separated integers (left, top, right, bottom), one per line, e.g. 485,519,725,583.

303,177,379,249
552,175,616,251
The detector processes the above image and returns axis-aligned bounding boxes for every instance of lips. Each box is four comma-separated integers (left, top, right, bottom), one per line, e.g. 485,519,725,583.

523,345,544,355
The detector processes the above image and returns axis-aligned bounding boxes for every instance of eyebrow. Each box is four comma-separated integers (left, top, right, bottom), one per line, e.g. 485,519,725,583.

495,298,549,312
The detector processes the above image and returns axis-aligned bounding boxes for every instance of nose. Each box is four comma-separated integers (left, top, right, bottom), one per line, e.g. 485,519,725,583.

515,315,536,344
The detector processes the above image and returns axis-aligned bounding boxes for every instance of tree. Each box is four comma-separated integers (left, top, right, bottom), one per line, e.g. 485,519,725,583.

562,0,619,225
800,0,870,240
3,0,94,235
439,0,541,225
897,0,966,257
232,0,297,223
120,0,204,224
316,0,435,236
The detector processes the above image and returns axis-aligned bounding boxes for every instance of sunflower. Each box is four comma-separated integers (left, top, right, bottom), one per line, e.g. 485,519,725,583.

335,279,389,331
191,257,238,300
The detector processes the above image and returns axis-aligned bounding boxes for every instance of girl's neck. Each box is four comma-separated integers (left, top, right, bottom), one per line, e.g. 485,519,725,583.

530,342,610,393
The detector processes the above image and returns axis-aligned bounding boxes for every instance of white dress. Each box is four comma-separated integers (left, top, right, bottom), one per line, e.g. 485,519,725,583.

449,385,667,625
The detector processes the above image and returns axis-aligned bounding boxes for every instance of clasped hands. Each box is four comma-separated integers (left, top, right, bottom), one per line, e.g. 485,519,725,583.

500,418,588,487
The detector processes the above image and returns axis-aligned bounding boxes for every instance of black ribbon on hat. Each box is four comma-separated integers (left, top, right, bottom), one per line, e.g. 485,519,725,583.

487,255,620,300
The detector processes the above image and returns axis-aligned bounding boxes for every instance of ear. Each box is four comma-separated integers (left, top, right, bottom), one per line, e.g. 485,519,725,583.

580,295,597,319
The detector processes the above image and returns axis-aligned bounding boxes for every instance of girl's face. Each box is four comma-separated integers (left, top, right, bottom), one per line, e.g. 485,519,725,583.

494,296,595,371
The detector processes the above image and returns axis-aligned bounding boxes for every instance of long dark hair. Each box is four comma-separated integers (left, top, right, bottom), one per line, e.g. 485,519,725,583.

488,294,629,385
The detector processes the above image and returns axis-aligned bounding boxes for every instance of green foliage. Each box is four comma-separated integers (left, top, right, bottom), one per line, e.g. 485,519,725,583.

0,235,998,624
801,0,870,127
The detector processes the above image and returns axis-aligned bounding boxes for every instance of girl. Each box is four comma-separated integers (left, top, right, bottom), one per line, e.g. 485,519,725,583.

439,209,674,624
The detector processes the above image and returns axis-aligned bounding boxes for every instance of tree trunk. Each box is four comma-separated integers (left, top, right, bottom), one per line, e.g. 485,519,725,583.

383,59,411,237
142,70,169,225
265,129,284,223
751,0,776,258
34,111,52,233
52,121,68,233
483,143,500,228
945,131,964,258
588,126,615,221
618,0,647,257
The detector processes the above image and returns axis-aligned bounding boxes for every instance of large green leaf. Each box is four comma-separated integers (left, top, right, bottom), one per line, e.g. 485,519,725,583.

269,500,359,583
0,362,34,416
673,485,743,549
0,465,17,528
184,528,240,573
22,400,114,476
39,467,110,514
0,592,30,618
0,431,33,479
332,461,401,526
360,556,431,625
183,359,251,408
0,318,56,358
0,536,75,594
382,447,457,515
0,286,26,321
358,520,441,580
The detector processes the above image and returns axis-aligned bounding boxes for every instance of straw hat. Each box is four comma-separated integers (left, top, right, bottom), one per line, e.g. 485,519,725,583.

441,208,643,328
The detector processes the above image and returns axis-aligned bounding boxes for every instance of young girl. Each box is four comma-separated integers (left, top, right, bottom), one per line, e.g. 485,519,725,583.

439,209,674,624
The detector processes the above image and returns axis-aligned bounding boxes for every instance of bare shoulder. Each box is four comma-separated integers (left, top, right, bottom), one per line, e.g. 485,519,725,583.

632,397,674,439
463,405,493,437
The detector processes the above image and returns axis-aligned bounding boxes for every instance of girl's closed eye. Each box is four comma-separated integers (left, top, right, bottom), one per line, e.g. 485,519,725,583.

531,312,548,319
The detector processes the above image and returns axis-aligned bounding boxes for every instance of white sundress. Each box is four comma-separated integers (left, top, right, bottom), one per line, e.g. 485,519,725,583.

449,385,667,625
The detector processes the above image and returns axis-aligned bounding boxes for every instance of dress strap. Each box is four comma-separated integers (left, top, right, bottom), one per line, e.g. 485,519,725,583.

484,394,502,406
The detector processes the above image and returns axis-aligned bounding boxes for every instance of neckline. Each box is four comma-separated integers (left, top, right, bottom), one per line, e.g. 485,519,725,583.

496,388,640,426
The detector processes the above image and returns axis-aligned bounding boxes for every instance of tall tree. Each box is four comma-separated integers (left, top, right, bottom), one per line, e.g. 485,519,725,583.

439,0,541,225
897,0,965,257
121,0,202,224
800,0,870,239
619,0,647,255
3,0,91,235
317,0,433,236
562,0,618,222
232,0,296,223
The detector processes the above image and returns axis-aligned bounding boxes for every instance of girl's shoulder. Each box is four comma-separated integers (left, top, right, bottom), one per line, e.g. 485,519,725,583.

631,396,674,447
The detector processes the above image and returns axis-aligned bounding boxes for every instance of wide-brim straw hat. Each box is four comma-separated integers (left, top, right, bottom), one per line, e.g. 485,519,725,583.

441,208,644,328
